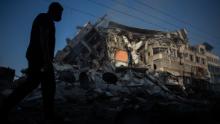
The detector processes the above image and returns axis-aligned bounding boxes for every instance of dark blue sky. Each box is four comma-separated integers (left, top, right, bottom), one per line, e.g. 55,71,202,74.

0,0,220,76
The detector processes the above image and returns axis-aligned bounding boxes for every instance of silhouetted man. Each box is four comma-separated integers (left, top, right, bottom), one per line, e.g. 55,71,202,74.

0,2,63,122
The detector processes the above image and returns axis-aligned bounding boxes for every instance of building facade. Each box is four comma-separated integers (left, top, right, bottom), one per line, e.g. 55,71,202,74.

55,21,220,85
106,22,220,85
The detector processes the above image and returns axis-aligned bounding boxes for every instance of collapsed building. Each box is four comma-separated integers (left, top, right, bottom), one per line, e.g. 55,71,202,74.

55,19,220,91
49,20,220,123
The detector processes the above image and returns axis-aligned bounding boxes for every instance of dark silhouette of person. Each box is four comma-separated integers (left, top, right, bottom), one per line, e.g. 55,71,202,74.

0,2,63,122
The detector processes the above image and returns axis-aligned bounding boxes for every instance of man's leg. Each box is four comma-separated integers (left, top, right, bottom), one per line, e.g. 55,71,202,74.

41,65,56,119
0,65,41,118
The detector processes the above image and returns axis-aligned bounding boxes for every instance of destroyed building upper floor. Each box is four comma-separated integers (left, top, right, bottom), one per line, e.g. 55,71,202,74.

55,20,220,84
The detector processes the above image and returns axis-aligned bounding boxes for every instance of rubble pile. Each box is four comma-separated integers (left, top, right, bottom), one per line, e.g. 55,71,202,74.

17,69,212,124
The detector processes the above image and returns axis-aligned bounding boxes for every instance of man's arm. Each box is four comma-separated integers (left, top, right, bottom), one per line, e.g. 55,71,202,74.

39,25,52,71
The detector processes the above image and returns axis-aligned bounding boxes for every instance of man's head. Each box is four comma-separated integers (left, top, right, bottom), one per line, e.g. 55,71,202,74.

48,2,63,22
